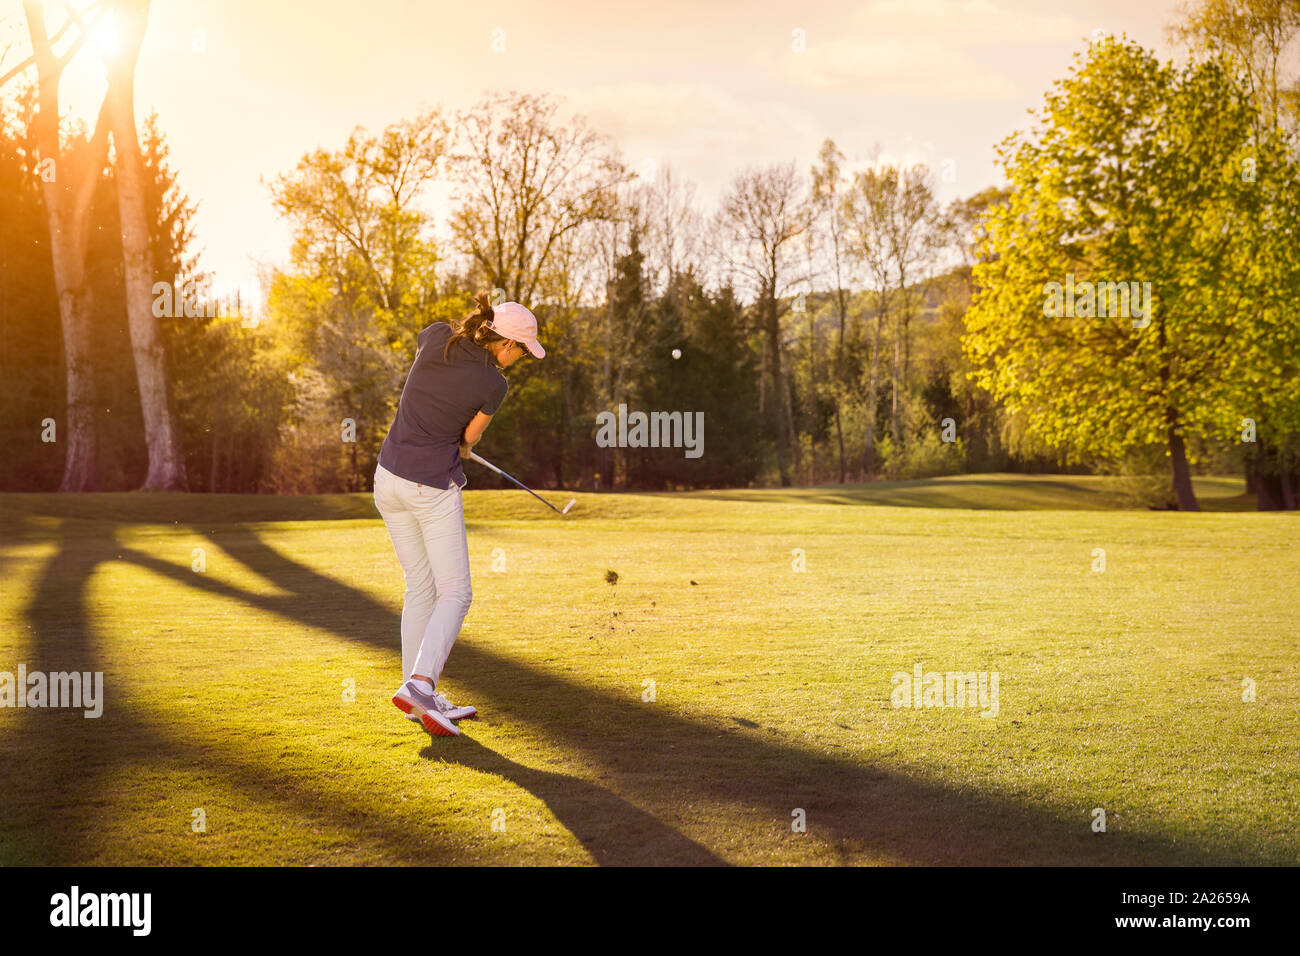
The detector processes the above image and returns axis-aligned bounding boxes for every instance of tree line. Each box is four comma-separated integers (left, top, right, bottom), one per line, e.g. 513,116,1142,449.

2,0,1296,509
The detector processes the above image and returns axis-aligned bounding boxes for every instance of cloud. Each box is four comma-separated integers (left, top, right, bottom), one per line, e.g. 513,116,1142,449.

852,0,1085,46
776,0,1088,100
557,82,824,171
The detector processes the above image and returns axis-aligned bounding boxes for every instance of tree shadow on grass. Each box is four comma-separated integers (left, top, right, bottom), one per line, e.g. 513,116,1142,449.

144,524,1265,865
1,522,718,865
0,524,459,864
422,736,726,866
4,518,1269,865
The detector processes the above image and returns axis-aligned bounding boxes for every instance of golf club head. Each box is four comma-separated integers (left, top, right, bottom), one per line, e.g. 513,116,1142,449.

562,498,576,515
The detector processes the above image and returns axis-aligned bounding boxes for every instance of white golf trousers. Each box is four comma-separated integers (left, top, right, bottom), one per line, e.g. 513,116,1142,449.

373,463,472,684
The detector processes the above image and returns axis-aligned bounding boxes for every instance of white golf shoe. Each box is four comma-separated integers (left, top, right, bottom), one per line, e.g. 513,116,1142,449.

399,687,477,723
433,690,477,721
392,678,458,737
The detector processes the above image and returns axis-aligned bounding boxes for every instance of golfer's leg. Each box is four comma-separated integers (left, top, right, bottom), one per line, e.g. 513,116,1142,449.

410,481,473,685
392,516,438,680
374,470,437,679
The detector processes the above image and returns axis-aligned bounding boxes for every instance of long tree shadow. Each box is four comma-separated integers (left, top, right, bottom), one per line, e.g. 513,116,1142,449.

2,522,105,863
423,736,725,866
1,522,719,865
138,523,1261,866
3,517,1269,865
1,523,447,864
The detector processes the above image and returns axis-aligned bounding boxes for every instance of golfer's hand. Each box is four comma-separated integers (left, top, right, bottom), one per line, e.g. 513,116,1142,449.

459,441,472,460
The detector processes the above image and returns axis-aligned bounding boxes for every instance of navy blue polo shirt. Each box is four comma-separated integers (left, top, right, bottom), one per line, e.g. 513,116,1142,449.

378,322,508,489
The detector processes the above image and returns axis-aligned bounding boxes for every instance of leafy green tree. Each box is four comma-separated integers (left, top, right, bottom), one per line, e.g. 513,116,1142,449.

1169,0,1300,507
964,38,1300,510
0,91,62,490
942,188,1018,469
270,110,449,355
629,272,764,488
268,113,452,490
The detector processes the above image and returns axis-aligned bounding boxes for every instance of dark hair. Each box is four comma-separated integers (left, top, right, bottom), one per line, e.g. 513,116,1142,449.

444,289,509,363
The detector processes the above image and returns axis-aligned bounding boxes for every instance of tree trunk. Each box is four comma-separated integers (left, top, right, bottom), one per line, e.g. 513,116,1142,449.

106,0,187,491
209,423,220,492
1251,439,1296,510
834,405,845,484
558,355,571,489
603,289,615,489
1281,469,1297,511
57,277,100,491
1256,472,1284,510
835,283,847,484
963,392,974,467
25,5,112,492
782,361,798,480
350,431,359,491
806,302,815,481
863,301,884,477
890,327,900,444
1167,417,1200,512
223,428,234,491
765,296,791,486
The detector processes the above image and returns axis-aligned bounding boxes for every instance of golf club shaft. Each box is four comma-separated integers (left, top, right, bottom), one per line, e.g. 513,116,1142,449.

468,451,564,513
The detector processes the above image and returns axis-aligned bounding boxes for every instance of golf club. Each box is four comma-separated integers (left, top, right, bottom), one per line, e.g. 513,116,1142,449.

468,451,576,515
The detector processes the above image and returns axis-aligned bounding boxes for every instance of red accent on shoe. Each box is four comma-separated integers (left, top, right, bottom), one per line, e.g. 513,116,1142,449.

421,712,458,736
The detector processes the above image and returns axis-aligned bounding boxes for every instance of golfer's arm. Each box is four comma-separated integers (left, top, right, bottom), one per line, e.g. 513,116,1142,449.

461,411,493,450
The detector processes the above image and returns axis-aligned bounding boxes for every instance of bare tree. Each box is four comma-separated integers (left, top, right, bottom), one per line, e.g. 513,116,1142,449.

0,22,14,77
885,165,945,448
583,184,660,486
716,162,809,486
797,222,824,483
842,162,943,474
810,139,851,483
3,4,103,87
531,222,595,489
594,185,654,408
448,91,627,305
1168,0,1300,132
642,163,704,298
841,165,896,477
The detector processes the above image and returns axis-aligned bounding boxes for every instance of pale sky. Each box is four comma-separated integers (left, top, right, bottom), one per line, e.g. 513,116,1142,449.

2,0,1184,308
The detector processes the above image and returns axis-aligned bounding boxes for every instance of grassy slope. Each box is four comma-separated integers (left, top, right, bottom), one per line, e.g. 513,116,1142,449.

0,474,1294,866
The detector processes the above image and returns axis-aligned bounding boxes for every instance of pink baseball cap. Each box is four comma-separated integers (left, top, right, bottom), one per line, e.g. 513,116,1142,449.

485,302,545,358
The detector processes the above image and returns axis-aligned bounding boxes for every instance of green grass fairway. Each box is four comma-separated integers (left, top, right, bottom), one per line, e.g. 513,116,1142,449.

1,474,1295,866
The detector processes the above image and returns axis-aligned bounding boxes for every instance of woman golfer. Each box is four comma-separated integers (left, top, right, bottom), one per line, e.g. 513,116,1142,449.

374,291,544,736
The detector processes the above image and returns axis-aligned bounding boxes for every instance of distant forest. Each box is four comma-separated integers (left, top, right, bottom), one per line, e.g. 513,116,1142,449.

3,5,1298,510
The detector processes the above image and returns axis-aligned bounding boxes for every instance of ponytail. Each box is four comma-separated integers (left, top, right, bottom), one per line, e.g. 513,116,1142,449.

444,289,509,362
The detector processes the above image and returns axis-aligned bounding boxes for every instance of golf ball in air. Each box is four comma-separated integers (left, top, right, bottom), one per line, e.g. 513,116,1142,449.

671,348,682,359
